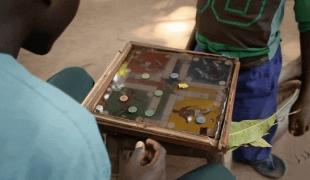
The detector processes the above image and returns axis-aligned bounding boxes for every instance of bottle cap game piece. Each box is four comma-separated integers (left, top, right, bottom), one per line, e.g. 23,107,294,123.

128,106,138,113
95,105,104,113
154,90,164,97
141,73,150,79
186,116,193,123
167,122,175,129
193,57,200,62
119,95,129,102
104,94,110,100
196,116,206,124
145,109,155,117
170,73,179,79
225,61,231,65
178,83,189,89
219,81,226,86
112,84,122,91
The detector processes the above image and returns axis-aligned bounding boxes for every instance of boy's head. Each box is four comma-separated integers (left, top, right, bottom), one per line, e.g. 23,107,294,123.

0,0,80,55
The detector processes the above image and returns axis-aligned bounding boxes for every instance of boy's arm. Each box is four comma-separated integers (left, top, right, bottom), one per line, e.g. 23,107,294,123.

290,32,310,136
289,0,310,136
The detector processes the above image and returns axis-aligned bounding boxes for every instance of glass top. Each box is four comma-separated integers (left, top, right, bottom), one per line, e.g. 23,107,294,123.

95,45,234,138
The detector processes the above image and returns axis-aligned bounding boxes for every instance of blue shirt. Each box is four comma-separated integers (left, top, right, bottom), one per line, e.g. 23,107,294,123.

0,53,111,180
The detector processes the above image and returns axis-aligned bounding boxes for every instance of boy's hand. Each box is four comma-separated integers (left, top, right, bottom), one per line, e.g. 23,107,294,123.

121,139,166,180
291,32,310,136
289,96,310,136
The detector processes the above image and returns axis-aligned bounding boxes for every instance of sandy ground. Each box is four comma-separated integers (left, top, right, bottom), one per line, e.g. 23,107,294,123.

18,0,309,179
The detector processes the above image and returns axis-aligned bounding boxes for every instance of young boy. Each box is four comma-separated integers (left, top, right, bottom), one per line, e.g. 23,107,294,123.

0,1,168,179
0,0,111,179
195,0,310,178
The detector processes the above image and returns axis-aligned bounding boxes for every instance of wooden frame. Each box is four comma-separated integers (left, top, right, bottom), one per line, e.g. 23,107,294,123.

83,41,240,152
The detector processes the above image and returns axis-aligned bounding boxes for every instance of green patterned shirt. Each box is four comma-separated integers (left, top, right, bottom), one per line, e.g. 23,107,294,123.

196,0,310,59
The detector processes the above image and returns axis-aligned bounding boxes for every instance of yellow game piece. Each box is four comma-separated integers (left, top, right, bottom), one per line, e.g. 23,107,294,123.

117,63,129,77
178,83,189,89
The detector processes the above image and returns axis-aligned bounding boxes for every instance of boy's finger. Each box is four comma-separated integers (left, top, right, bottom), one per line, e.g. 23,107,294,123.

131,141,146,162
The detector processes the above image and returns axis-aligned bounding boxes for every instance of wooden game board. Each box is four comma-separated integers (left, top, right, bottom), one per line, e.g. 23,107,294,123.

83,42,240,151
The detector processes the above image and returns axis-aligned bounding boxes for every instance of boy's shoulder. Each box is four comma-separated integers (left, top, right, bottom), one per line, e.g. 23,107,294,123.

0,53,111,180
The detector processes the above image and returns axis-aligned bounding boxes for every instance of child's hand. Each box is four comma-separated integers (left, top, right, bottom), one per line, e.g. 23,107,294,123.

121,139,166,180
289,97,310,136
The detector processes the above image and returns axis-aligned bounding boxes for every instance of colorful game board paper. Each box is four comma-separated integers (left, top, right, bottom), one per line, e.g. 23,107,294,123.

83,42,240,151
